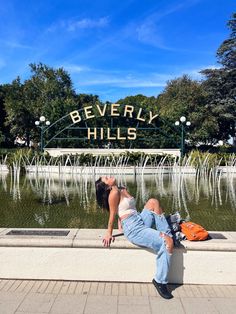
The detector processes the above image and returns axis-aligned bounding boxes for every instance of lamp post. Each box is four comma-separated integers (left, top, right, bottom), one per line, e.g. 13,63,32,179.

35,116,50,152
175,116,191,158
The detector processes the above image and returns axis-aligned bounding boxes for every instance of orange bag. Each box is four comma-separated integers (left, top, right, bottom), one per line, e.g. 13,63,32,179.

180,221,209,241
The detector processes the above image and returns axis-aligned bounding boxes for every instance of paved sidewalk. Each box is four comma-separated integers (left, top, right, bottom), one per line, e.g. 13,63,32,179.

0,279,235,314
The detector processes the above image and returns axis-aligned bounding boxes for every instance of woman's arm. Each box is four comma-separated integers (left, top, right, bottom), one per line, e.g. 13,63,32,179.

118,217,123,232
103,189,119,247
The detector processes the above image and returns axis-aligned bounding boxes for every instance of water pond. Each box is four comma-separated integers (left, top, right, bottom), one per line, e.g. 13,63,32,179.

0,172,235,231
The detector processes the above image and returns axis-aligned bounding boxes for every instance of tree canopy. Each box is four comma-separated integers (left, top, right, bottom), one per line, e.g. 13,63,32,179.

3,63,77,146
201,12,236,144
157,75,216,144
216,12,236,69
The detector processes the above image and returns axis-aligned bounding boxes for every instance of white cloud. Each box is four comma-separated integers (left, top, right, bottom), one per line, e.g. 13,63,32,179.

46,16,109,34
0,40,32,50
186,64,221,79
70,63,217,90
136,21,172,50
67,17,109,31
135,0,203,50
203,64,221,70
62,64,91,73
82,78,163,87
74,71,170,88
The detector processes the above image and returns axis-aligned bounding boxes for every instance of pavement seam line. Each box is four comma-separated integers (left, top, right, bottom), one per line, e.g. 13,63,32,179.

13,280,34,314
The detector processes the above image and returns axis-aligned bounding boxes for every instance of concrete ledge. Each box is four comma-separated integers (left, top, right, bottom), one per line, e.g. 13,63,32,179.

45,148,181,157
73,229,136,248
25,165,197,175
0,228,235,251
0,228,78,247
0,228,235,284
24,165,236,175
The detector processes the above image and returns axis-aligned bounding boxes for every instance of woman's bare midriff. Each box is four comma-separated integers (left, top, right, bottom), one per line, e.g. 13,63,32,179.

120,213,133,221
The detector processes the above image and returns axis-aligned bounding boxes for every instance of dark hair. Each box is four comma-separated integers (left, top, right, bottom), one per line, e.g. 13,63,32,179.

95,177,111,211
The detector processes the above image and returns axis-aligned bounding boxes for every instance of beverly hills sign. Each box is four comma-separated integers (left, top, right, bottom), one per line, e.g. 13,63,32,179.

70,103,158,141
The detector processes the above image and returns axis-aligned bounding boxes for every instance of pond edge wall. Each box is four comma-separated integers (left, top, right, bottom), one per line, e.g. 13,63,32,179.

0,228,235,285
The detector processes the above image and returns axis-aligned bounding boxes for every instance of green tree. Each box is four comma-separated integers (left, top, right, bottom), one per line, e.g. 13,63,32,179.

157,75,213,144
4,63,77,146
4,78,32,146
117,94,158,112
114,94,163,148
201,12,236,144
0,86,5,145
0,84,14,146
200,68,236,142
217,13,236,69
55,93,105,148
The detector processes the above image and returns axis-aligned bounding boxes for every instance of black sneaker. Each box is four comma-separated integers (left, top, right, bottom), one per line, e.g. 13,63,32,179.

152,279,173,299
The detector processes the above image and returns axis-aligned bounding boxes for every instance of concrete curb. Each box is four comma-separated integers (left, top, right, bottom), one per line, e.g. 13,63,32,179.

0,229,235,284
0,228,235,251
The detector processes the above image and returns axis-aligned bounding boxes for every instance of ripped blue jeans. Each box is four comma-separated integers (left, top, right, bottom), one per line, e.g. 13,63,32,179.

121,209,172,284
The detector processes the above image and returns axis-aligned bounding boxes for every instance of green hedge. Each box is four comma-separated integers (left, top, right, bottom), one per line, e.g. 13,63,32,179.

0,148,235,169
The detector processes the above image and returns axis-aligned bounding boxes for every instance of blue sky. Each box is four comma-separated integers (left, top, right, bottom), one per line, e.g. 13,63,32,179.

0,0,235,102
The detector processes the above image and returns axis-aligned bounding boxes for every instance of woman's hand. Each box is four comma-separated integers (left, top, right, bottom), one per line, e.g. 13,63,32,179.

102,234,115,247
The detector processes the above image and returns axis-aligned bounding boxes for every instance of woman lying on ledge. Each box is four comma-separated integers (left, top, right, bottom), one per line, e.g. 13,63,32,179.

95,176,174,299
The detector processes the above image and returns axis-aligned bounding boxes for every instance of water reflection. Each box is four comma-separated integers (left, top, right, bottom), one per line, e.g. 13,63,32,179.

1,171,236,211
0,171,8,192
0,170,236,230
26,172,131,207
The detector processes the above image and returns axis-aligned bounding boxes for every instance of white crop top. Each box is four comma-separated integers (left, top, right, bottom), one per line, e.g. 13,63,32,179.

118,197,137,218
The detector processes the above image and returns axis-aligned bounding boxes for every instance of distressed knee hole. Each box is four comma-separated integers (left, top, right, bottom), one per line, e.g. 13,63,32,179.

160,232,174,254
